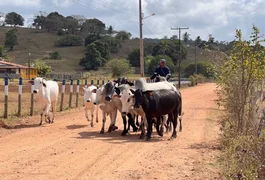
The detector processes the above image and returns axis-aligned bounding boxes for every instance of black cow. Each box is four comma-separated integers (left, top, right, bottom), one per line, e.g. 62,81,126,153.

131,88,182,141
104,80,138,136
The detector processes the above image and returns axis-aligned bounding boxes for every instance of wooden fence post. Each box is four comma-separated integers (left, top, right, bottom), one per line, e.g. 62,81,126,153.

18,77,22,117
69,80,73,108
60,80,65,111
30,78,34,116
76,79,80,107
91,80,94,85
102,80,104,85
85,79,88,88
4,77,8,118
97,80,99,86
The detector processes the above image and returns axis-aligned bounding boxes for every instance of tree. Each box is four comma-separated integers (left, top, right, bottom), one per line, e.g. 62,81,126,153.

5,12,24,26
44,12,65,32
79,43,104,70
115,30,131,40
4,29,18,51
93,40,110,61
64,16,78,34
32,15,46,30
81,18,105,35
147,55,175,75
71,14,86,26
184,62,214,78
101,36,121,53
195,36,202,46
152,40,186,64
183,32,190,45
107,25,113,36
104,59,134,77
33,59,52,76
84,34,100,47
55,35,83,47
170,35,178,40
128,48,140,67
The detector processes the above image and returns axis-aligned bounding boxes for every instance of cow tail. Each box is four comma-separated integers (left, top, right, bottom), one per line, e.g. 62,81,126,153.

178,92,183,132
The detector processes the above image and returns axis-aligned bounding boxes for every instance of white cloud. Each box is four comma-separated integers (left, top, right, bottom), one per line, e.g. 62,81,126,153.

52,0,72,7
0,0,41,6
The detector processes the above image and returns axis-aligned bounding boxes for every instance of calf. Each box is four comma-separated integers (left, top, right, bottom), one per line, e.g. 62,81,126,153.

29,77,59,126
131,89,182,141
83,85,99,127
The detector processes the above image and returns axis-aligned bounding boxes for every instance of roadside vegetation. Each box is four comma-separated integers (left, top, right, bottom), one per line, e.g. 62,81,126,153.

216,25,265,179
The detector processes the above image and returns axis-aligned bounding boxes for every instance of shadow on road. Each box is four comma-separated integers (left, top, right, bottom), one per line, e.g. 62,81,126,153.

75,130,166,144
66,124,88,130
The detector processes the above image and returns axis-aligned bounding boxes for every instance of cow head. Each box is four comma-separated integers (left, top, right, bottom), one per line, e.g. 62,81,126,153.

130,89,153,109
29,77,47,94
120,89,135,115
104,82,115,101
83,85,97,103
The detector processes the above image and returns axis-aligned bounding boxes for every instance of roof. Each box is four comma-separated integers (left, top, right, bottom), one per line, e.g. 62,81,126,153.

0,60,35,69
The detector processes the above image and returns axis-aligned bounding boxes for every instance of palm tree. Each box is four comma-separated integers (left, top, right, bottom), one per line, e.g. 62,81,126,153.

158,40,171,55
183,32,190,45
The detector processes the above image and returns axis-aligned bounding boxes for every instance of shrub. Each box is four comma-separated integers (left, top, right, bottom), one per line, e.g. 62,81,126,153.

48,51,61,60
104,58,134,77
189,75,196,86
57,29,65,36
33,59,52,76
55,35,83,47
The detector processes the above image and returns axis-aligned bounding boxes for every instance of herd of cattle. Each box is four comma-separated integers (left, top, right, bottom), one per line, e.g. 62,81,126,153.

29,76,183,141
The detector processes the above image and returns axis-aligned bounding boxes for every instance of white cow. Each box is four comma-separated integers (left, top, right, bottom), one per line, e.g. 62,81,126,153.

135,78,178,93
29,77,59,126
83,85,99,127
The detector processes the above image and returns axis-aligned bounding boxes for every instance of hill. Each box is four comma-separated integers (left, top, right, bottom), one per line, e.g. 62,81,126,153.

0,27,226,75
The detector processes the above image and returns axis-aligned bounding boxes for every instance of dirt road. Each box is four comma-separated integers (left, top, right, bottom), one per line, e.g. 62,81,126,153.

0,83,221,180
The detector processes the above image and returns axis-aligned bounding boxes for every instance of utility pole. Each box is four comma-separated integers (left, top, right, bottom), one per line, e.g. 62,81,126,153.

171,27,189,88
195,42,198,85
139,0,144,77
139,0,155,77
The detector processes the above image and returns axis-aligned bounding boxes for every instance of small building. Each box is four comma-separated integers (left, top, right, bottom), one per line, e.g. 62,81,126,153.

0,60,37,79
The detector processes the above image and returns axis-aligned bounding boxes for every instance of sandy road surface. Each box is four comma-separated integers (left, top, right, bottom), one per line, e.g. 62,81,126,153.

0,83,221,180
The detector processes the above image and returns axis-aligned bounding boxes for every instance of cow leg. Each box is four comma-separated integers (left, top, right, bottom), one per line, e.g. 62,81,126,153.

96,105,99,123
179,115,182,132
136,115,140,127
90,105,95,127
39,112,44,126
170,115,178,140
51,102,56,124
146,116,153,141
100,112,106,134
44,102,51,123
139,117,146,139
108,110,118,132
127,113,138,132
121,115,128,136
85,105,89,121
155,116,163,137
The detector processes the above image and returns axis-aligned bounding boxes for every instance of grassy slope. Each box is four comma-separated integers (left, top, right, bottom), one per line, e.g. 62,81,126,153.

0,27,223,74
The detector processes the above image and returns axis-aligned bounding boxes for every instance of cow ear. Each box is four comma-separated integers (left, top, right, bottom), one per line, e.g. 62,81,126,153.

130,89,135,94
43,83,47,87
114,87,120,95
92,89,97,93
42,79,47,87
127,81,134,86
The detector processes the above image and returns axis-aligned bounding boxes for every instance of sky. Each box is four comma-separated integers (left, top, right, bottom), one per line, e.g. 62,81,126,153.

0,0,264,42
